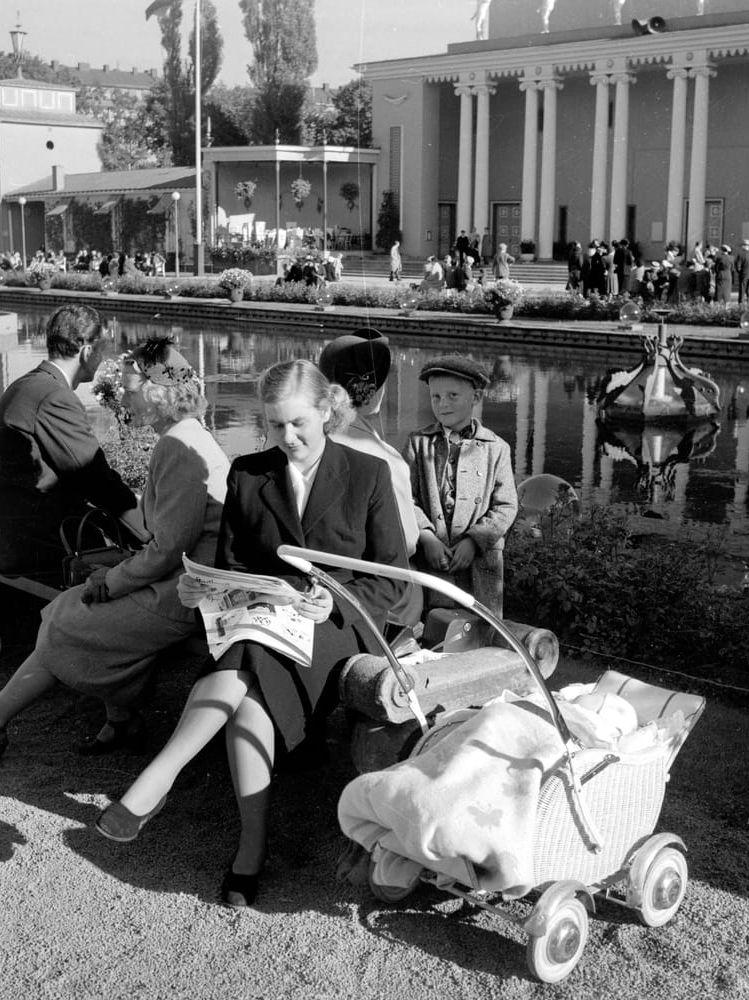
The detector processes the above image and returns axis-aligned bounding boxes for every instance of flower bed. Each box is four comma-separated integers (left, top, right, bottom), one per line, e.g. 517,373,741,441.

2,267,747,327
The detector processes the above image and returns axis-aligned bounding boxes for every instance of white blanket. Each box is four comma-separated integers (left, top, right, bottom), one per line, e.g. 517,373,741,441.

338,699,565,898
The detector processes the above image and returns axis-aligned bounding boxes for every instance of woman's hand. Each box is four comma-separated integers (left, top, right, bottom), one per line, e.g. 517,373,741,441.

81,566,110,605
448,537,477,572
177,573,212,608
419,530,453,572
294,584,333,623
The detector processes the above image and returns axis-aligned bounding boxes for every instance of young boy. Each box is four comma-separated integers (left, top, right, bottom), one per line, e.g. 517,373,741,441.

402,354,518,616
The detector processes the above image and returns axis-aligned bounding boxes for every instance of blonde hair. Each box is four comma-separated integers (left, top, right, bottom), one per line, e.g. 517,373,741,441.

140,378,207,423
258,359,354,433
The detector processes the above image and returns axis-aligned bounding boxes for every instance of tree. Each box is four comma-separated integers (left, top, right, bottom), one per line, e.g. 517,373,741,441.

304,78,372,147
204,84,254,146
375,191,402,251
153,0,223,165
0,50,78,85
239,0,317,87
239,0,317,143
97,90,170,170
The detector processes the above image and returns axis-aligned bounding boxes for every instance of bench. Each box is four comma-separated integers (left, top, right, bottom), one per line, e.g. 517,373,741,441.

0,573,60,603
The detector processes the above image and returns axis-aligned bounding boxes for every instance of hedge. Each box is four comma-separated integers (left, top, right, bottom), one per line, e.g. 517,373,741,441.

2,268,747,327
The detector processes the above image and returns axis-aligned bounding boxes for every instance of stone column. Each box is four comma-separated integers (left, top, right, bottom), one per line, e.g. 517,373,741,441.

537,77,562,261
589,72,610,242
609,71,635,241
665,64,689,245
455,83,474,234
519,77,540,245
686,61,716,251
473,81,496,233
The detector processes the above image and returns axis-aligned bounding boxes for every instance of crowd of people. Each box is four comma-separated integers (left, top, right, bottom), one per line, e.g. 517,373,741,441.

0,305,517,909
280,252,344,287
0,247,167,277
567,237,749,304
390,231,516,295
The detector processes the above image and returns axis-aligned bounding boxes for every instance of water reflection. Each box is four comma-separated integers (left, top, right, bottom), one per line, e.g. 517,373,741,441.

5,307,749,532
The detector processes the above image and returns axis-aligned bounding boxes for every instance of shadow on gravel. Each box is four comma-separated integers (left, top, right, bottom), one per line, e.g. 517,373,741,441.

0,819,26,862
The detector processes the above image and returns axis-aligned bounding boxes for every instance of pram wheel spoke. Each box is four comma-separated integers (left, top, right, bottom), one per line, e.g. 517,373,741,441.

632,846,688,927
526,897,588,983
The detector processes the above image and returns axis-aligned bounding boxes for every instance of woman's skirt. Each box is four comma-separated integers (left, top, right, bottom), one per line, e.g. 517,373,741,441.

38,585,198,706
208,618,365,752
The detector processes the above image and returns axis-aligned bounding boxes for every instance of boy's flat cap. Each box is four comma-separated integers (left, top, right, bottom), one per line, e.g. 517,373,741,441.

419,354,490,389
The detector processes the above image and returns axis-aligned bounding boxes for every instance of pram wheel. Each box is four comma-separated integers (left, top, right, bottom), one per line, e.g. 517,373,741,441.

367,860,417,903
632,846,688,927
526,897,588,983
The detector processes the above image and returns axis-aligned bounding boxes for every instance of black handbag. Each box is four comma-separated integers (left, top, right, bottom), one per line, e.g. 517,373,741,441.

60,507,135,589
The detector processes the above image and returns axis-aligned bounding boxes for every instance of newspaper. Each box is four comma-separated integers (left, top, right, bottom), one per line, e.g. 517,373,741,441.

182,555,314,666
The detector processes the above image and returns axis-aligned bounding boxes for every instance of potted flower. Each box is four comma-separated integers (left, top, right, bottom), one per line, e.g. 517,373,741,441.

218,267,252,303
486,278,523,320
291,177,311,210
519,239,536,262
29,259,55,291
234,180,258,210
339,181,359,212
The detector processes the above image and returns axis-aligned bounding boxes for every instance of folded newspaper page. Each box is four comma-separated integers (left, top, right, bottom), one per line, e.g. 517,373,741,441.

182,555,314,666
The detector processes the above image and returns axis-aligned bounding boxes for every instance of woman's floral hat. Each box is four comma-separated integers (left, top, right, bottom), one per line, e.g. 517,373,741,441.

126,337,196,386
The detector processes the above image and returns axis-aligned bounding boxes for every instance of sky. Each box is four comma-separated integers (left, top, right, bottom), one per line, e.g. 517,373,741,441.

3,0,474,88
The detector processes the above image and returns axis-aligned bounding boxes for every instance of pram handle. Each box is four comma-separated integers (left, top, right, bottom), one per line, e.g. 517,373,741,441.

276,545,573,746
279,545,605,852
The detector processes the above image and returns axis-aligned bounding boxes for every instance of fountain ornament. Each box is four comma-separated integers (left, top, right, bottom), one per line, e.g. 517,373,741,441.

399,289,419,315
314,283,334,310
597,310,721,423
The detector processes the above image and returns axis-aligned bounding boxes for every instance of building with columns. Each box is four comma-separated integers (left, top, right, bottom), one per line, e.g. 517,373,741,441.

361,0,749,262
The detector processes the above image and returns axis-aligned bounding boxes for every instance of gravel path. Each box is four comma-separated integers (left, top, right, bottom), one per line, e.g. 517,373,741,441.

1,635,747,1000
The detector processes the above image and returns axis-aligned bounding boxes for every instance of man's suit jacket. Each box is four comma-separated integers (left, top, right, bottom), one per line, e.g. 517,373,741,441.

217,439,407,637
0,360,136,573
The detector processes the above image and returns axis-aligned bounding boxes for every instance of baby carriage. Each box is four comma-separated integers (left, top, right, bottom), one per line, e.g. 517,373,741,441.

278,545,705,984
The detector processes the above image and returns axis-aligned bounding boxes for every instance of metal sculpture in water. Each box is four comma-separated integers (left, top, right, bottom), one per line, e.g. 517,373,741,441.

597,317,721,424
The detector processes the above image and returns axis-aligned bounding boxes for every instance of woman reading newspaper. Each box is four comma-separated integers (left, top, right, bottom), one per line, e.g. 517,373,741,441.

96,359,407,908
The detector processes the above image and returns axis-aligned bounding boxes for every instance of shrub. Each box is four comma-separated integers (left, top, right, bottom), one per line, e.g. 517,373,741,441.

504,504,749,685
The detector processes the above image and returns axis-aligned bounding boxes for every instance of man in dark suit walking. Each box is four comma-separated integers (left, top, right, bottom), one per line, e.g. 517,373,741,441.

0,304,141,580
734,238,749,305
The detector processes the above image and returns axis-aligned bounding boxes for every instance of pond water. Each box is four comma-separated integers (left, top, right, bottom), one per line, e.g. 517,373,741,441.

3,306,749,536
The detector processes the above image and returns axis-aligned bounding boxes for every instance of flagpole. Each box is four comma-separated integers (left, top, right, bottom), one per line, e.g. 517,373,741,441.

194,0,204,275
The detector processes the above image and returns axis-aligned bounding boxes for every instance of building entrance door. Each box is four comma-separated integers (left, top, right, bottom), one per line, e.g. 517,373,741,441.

437,203,456,258
492,202,521,258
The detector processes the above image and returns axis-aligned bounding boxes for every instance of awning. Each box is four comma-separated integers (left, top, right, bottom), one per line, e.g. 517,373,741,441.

147,193,171,215
93,199,118,215
45,203,69,217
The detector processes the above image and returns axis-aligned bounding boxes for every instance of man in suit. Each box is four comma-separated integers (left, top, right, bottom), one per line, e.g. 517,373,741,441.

734,238,749,305
0,304,141,581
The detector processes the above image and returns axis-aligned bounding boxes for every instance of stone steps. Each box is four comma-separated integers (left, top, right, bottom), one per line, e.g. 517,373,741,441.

340,253,567,285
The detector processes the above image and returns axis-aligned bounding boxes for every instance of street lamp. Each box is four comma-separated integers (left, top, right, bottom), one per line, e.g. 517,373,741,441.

171,191,181,278
10,17,27,79
18,197,27,268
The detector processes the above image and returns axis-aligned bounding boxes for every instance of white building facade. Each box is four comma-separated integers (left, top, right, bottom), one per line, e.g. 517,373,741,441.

361,1,749,262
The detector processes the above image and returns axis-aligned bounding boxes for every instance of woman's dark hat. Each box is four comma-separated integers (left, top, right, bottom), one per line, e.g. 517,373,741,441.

319,328,391,406
419,354,490,390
